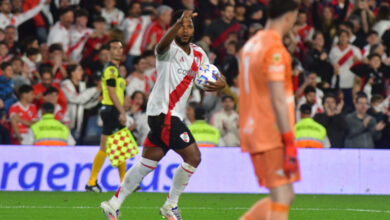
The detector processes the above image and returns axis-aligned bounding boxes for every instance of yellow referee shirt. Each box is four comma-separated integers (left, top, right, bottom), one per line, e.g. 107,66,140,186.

101,62,126,106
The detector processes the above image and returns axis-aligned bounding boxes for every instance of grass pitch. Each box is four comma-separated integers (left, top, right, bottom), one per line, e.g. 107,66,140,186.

0,192,390,220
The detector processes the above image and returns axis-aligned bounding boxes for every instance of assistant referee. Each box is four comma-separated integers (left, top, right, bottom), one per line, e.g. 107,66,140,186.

86,40,127,192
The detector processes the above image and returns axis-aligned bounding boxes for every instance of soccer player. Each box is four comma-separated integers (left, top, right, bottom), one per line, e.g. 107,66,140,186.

239,0,300,220
85,40,127,192
100,10,226,220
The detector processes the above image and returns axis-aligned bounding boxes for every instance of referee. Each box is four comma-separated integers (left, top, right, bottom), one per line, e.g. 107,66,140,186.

86,40,127,192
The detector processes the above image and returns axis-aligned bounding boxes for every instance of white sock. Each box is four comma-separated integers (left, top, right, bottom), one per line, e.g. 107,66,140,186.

165,162,196,206
110,157,158,210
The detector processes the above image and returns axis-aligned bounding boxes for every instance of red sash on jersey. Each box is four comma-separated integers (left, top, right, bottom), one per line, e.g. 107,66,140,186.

338,49,354,66
66,32,90,57
124,18,142,55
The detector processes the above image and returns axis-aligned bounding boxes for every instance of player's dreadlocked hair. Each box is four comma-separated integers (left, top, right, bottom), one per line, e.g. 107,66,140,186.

267,0,300,19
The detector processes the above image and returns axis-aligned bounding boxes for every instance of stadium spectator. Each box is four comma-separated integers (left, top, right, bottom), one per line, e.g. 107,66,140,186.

329,30,362,108
184,101,197,126
69,9,93,62
82,16,110,62
10,57,30,90
83,46,109,84
376,103,390,149
351,53,390,100
373,4,390,39
101,0,124,29
9,85,37,144
189,105,221,147
38,86,70,125
61,64,100,140
350,0,376,35
304,32,334,89
47,7,74,52
296,71,325,110
345,92,385,148
296,9,314,44
23,48,41,81
312,0,350,49
295,103,330,148
0,98,10,144
22,102,75,145
296,85,324,121
362,30,380,57
0,0,48,31
40,43,67,82
33,66,67,111
125,91,149,145
120,2,153,71
22,0,54,43
206,4,241,51
125,56,149,97
367,94,385,122
5,26,21,56
221,41,239,87
142,50,157,90
211,95,239,147
0,62,17,112
141,5,173,51
314,93,349,148
0,41,12,63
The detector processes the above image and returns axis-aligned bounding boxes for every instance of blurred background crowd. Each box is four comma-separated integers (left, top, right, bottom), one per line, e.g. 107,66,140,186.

0,0,390,149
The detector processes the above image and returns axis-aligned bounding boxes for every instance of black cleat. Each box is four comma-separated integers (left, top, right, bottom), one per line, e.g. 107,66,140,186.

85,182,102,192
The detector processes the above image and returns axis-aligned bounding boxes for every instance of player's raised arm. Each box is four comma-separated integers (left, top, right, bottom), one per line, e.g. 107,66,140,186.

156,10,197,55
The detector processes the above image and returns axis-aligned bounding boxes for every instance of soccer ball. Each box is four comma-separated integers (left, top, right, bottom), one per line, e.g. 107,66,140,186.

195,64,220,90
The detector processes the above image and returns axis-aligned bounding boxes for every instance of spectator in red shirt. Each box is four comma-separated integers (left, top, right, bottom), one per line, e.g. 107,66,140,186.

38,86,70,127
41,43,67,82
141,5,172,51
22,0,54,43
82,16,110,66
205,4,242,51
33,66,67,111
9,85,37,144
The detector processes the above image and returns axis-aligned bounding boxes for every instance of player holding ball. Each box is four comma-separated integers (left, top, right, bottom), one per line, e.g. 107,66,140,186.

101,9,226,220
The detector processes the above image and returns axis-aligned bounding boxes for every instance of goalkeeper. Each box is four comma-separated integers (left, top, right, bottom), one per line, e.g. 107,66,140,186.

86,40,127,192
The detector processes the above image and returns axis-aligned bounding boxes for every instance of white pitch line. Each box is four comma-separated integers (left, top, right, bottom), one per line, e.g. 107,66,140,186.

0,206,390,214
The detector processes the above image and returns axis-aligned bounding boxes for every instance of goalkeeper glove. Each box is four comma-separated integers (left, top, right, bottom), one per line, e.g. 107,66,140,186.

282,131,298,178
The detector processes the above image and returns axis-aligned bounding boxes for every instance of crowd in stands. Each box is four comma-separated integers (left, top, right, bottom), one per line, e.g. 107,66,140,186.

0,0,390,149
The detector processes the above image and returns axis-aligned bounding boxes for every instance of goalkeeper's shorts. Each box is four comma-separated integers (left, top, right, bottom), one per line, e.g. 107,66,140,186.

250,147,301,189
101,105,125,135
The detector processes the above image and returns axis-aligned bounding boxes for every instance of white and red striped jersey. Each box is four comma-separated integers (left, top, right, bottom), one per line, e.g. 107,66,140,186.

126,73,149,97
101,8,124,29
144,68,157,90
69,26,93,62
147,41,209,120
329,44,362,89
47,21,71,52
9,102,38,134
120,15,152,56
0,1,45,30
298,24,314,42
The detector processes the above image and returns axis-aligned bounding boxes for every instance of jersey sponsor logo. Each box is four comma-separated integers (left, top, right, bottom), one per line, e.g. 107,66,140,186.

272,53,282,63
268,65,285,73
177,68,196,77
180,132,190,143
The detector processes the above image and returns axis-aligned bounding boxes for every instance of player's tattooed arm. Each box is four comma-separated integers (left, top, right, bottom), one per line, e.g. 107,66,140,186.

156,10,197,55
204,74,226,92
